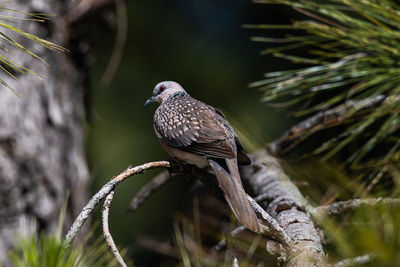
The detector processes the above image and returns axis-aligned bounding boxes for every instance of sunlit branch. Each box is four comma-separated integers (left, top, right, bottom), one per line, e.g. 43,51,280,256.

64,161,171,245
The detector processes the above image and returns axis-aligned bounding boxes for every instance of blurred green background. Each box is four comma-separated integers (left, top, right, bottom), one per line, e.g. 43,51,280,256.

86,0,293,264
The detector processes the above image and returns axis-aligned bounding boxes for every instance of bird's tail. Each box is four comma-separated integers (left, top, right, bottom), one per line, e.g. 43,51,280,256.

208,158,261,233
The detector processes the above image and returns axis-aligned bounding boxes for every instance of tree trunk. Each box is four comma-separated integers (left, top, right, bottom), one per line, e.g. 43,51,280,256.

0,0,89,265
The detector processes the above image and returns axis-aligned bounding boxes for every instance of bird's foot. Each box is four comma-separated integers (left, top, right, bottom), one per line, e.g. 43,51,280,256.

169,158,186,173
190,165,198,175
169,158,199,177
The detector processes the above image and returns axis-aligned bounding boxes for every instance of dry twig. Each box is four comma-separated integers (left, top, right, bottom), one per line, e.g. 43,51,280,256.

247,195,292,246
332,254,372,267
64,154,325,266
268,95,389,155
64,160,170,245
311,197,400,219
102,191,127,267
101,0,128,86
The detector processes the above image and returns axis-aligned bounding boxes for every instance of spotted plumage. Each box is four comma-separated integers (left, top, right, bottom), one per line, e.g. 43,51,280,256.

153,93,238,159
145,81,261,233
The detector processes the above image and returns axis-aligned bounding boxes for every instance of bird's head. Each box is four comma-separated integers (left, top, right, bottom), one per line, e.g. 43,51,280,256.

145,81,187,106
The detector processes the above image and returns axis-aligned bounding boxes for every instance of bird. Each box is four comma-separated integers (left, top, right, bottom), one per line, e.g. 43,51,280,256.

145,81,261,233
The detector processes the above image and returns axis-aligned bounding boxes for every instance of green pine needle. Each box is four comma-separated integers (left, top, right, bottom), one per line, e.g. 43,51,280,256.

251,0,400,171
0,6,66,96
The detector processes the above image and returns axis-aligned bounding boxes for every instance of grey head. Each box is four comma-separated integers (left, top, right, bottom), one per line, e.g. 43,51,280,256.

145,81,188,106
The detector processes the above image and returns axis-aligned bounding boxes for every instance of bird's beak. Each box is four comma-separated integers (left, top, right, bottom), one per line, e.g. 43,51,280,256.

144,96,156,106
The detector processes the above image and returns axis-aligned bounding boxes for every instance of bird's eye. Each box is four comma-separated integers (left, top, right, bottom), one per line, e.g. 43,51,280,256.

159,85,166,93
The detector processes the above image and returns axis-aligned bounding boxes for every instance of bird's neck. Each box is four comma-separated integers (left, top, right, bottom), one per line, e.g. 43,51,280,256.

166,91,189,101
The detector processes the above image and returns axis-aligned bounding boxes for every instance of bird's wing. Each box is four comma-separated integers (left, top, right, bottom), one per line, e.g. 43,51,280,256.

208,158,261,233
154,98,236,159
154,95,258,232
208,106,251,165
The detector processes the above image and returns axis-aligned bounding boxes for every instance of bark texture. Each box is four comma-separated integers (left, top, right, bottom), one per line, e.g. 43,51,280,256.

0,0,89,265
241,150,326,266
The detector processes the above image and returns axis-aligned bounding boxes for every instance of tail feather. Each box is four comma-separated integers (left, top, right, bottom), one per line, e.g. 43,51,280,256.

208,158,261,233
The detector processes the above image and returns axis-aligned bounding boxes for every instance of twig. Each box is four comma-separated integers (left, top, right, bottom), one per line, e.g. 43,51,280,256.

193,165,291,247
101,0,128,86
268,94,389,155
127,170,172,212
102,191,127,267
247,195,292,246
212,195,292,258
333,254,373,267
64,160,170,245
311,197,400,219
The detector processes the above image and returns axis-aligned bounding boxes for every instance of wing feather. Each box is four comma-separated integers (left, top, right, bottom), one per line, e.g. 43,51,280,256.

154,95,237,159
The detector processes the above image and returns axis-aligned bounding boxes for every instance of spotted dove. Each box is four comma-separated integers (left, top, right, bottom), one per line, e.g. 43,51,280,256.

145,81,261,233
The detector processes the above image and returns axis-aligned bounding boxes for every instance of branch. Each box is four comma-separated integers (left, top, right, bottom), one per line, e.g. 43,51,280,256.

269,95,389,155
241,150,326,266
332,254,373,267
311,198,400,219
127,170,172,212
64,157,291,255
182,163,295,246
102,191,127,267
100,0,128,86
247,195,292,246
64,153,325,266
64,160,170,245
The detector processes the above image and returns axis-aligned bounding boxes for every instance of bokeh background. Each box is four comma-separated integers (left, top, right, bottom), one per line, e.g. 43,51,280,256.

3,0,400,266
85,0,294,264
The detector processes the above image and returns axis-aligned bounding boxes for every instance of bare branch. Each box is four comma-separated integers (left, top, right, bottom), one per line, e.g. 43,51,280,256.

311,198,400,219
247,195,292,246
241,150,326,266
269,95,389,155
64,152,327,266
186,163,294,249
127,170,172,212
333,254,373,267
211,197,293,259
64,160,170,245
102,191,127,267
101,0,128,86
